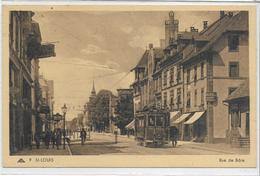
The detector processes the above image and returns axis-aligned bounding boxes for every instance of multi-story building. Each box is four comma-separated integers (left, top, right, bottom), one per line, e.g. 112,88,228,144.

180,11,248,143
38,75,55,132
9,11,55,153
131,11,249,145
131,44,164,113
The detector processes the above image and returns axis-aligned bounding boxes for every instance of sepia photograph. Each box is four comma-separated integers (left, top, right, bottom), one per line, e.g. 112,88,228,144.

2,5,257,168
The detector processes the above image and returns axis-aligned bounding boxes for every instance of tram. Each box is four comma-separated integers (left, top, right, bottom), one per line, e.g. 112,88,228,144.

135,108,170,147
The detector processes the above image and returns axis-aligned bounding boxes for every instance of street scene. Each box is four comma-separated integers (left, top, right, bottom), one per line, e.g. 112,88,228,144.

9,10,250,156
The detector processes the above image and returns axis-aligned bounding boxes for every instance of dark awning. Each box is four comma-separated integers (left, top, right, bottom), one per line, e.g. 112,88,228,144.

224,79,249,102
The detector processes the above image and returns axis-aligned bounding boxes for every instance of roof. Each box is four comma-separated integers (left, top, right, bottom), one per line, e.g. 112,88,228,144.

154,48,164,59
132,48,163,71
182,11,248,64
224,79,249,102
132,50,149,70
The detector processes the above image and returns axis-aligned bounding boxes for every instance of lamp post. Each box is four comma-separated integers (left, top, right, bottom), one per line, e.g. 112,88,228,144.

61,104,67,149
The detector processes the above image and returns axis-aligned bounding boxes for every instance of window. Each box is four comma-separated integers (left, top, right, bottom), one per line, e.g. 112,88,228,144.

201,88,205,106
186,91,191,108
148,116,155,126
170,67,174,84
177,88,181,105
228,34,239,51
187,69,191,84
201,62,204,78
229,62,239,77
177,68,181,83
194,66,197,83
158,76,162,91
156,116,163,126
163,92,167,107
170,90,174,106
194,89,197,107
228,87,237,95
163,71,167,86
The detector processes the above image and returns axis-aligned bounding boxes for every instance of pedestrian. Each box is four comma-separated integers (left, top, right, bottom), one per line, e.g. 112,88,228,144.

114,128,118,144
80,128,87,145
45,130,51,149
34,132,41,149
51,130,56,149
56,129,62,150
170,126,179,148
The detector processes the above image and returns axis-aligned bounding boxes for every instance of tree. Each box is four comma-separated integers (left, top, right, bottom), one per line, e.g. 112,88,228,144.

114,92,134,135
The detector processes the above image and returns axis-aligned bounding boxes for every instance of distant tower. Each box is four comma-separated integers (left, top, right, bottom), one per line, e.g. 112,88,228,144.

165,11,179,47
89,80,96,102
91,80,96,96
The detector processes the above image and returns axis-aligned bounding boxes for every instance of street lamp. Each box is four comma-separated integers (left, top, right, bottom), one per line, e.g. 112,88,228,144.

61,104,67,149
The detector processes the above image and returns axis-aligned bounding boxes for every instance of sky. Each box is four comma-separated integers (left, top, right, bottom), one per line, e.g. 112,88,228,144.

33,10,219,120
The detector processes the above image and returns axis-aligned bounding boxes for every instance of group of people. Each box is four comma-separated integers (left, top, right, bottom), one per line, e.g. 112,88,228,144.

34,128,63,150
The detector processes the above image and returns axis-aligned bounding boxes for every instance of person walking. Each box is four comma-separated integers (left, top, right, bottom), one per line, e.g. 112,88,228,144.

80,128,87,145
170,126,179,148
56,129,62,150
34,132,41,149
51,130,56,149
45,130,51,149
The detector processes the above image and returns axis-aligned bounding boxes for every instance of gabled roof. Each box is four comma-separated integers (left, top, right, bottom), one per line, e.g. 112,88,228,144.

224,79,249,102
132,50,149,70
182,11,248,64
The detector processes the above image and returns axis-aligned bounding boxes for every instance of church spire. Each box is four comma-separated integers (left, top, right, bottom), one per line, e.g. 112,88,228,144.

91,80,96,96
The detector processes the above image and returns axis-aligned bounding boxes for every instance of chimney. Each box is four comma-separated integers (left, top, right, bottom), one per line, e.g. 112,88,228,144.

220,11,225,18
190,27,194,32
149,43,153,49
203,21,208,29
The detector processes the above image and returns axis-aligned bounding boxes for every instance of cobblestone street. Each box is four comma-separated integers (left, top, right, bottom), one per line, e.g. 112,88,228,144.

69,132,250,155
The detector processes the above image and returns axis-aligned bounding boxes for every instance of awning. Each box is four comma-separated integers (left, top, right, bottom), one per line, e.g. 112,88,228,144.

173,113,191,124
184,111,205,125
170,111,180,125
126,120,135,130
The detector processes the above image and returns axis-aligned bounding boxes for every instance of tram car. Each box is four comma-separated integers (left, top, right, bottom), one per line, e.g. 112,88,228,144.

135,108,170,147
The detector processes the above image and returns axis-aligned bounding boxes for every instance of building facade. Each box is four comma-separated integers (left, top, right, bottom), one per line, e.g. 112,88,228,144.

9,11,55,153
131,11,249,144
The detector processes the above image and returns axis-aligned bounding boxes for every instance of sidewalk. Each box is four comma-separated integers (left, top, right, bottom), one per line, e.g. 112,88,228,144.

15,144,71,155
178,141,250,155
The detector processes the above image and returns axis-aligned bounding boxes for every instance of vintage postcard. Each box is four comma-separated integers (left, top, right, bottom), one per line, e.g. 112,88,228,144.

2,4,257,168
